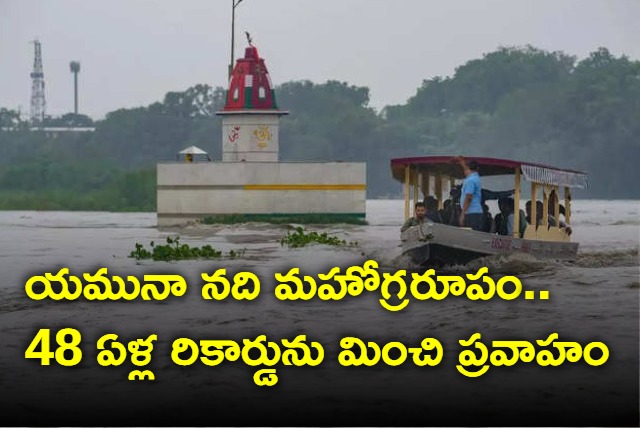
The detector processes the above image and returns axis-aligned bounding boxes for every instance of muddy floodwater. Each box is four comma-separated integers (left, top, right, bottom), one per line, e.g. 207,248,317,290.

0,200,638,426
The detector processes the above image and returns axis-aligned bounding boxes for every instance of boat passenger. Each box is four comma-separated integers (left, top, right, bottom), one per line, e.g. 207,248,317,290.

548,190,572,235
495,198,525,237
456,158,484,231
424,196,443,223
493,198,511,235
442,185,462,226
401,202,427,232
507,198,527,238
481,203,493,232
525,200,570,235
439,199,452,225
525,200,544,226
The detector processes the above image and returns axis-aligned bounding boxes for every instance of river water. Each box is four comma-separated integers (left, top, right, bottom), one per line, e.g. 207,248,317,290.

0,200,638,426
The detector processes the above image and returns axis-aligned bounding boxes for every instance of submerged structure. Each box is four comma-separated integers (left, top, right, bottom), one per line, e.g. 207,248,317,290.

156,41,366,226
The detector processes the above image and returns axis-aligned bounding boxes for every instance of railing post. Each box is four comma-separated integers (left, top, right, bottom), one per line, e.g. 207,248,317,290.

513,167,521,238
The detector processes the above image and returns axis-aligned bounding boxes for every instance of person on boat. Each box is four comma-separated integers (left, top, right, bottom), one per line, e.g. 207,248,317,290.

525,200,543,226
525,199,571,235
494,198,525,237
493,197,510,235
401,201,427,232
456,158,484,230
508,198,527,238
481,203,493,232
439,199,452,225
424,196,443,223
441,185,462,226
548,190,572,235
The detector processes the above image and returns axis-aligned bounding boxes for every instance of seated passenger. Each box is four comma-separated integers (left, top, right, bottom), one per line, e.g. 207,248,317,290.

439,199,452,225
525,200,543,226
494,198,511,235
525,200,571,235
401,202,427,232
548,190,572,235
424,196,443,223
506,198,527,238
481,203,493,232
441,186,462,226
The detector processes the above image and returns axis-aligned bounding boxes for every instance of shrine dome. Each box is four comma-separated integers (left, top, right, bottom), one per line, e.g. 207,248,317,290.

223,44,280,111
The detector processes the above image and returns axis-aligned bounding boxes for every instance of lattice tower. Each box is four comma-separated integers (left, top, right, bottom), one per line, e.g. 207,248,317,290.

30,39,46,124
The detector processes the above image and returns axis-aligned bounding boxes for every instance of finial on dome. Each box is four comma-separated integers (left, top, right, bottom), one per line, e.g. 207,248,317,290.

245,31,253,47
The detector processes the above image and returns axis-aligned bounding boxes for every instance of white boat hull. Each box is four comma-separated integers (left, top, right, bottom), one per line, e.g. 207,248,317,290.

401,223,578,266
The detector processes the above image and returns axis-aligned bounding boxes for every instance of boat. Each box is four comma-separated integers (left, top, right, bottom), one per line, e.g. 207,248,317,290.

390,156,588,266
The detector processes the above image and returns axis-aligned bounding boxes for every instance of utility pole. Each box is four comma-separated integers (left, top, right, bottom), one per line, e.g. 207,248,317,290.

70,61,80,114
30,39,46,125
229,0,244,79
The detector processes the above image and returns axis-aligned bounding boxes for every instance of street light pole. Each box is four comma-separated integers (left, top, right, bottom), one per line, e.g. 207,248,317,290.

229,0,244,79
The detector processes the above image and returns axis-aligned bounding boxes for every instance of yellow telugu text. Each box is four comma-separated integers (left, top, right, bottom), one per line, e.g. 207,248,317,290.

171,334,324,386
456,332,610,377
25,329,610,385
24,263,546,310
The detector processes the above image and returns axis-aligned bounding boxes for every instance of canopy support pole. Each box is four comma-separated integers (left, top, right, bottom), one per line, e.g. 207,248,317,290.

420,172,429,199
564,187,571,225
531,182,538,229
404,165,410,221
434,174,443,209
542,186,550,229
412,170,419,208
513,167,521,238
553,186,560,230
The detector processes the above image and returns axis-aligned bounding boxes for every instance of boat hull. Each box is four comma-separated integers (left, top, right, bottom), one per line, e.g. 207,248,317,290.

401,223,578,266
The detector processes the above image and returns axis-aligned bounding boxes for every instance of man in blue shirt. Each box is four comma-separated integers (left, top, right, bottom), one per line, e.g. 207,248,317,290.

457,159,484,230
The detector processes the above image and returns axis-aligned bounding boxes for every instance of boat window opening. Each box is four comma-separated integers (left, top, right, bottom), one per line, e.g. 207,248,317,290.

564,186,572,224
435,173,443,210
404,165,411,220
412,169,419,209
233,87,239,101
513,167,521,238
530,182,538,229
553,186,560,230
542,186,550,229
258,86,266,99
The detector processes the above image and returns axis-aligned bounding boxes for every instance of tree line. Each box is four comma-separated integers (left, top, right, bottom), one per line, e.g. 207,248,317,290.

0,45,638,211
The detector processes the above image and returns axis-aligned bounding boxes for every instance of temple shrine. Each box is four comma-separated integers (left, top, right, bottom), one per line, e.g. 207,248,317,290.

156,38,366,226
217,42,288,162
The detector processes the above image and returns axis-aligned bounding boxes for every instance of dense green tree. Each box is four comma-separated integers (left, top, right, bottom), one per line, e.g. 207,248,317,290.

45,113,94,127
0,45,638,210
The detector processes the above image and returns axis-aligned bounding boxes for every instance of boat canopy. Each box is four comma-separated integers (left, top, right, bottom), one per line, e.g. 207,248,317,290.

391,156,588,189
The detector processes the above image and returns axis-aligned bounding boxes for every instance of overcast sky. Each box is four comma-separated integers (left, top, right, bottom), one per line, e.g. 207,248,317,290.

1,0,639,119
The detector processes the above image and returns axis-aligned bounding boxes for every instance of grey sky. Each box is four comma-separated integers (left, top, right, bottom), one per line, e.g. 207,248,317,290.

1,0,639,119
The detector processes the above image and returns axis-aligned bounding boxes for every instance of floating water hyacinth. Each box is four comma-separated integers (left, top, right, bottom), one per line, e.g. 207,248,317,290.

129,236,244,261
279,227,357,248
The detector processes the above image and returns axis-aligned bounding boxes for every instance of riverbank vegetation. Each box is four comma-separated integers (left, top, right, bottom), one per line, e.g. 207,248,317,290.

1,46,638,211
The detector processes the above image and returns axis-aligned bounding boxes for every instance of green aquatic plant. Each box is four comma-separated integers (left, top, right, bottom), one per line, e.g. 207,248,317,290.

279,226,358,248
129,236,245,261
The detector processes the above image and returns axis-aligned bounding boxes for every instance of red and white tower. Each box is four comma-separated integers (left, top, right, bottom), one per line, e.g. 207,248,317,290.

216,39,288,161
